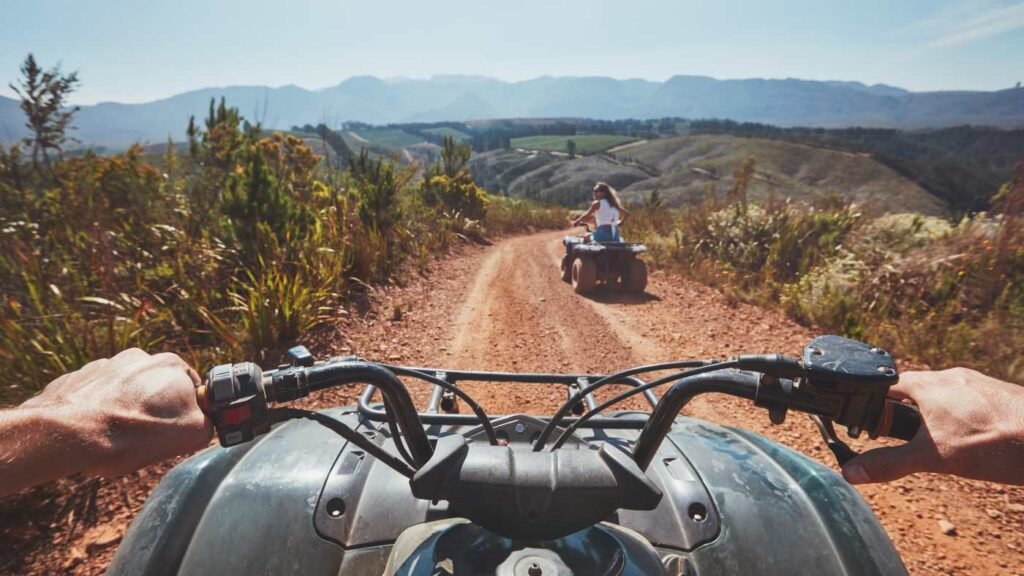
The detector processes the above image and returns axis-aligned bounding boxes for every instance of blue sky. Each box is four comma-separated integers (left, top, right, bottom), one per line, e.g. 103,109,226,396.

2,0,1023,104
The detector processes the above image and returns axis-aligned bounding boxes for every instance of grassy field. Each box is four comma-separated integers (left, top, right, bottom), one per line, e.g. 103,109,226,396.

424,126,471,142
350,128,425,148
510,134,638,155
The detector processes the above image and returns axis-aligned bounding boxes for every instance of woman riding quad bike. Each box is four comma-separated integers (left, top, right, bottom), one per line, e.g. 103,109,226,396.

109,335,924,576
562,182,648,294
572,181,629,242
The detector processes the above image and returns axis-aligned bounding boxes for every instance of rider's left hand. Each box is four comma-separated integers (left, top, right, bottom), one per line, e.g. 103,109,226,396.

21,349,213,477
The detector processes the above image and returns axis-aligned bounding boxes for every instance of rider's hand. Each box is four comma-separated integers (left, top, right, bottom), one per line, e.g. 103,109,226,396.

842,368,1024,485
20,348,213,477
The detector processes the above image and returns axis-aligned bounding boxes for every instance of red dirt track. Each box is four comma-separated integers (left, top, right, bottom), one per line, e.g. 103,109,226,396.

2,231,1023,574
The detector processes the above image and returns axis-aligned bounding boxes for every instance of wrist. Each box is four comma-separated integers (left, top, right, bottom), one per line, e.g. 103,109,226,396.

39,402,116,475
0,405,108,496
55,401,121,473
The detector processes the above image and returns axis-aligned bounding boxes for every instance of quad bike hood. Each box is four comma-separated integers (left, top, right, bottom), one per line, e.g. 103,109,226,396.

109,409,905,576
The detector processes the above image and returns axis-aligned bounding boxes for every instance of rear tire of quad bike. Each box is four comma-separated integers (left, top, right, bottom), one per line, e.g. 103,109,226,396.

572,258,597,294
624,259,648,293
560,255,572,283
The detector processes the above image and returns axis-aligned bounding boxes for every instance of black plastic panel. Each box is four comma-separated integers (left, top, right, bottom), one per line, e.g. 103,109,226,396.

112,410,906,576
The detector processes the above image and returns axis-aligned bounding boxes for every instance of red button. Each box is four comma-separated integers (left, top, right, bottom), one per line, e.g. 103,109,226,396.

221,404,252,426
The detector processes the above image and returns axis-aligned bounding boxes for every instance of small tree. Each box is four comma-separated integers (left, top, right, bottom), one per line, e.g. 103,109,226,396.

644,187,664,210
9,54,80,172
420,136,488,220
566,139,577,158
349,149,407,233
437,135,470,177
727,157,756,221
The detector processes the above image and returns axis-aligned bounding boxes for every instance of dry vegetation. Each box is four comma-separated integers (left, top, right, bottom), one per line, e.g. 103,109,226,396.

629,160,1024,383
0,106,565,404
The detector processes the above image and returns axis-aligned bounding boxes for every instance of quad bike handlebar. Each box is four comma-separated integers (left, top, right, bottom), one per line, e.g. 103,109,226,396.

195,335,921,539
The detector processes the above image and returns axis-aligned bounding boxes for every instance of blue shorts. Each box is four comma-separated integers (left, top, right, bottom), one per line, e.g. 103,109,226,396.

592,225,620,242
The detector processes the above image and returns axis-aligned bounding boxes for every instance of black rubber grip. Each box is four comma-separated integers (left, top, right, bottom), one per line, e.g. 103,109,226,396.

886,401,921,441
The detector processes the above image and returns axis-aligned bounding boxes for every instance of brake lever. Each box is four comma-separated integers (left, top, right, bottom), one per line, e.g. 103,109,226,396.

810,415,859,466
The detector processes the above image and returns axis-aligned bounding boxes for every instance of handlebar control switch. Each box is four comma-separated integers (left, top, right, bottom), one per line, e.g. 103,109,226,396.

286,345,315,367
800,335,899,437
206,362,271,447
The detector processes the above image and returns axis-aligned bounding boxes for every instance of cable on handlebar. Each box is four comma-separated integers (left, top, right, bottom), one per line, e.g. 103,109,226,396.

270,408,416,478
549,361,741,450
380,397,417,467
302,361,434,467
532,360,711,452
631,369,759,469
381,364,499,446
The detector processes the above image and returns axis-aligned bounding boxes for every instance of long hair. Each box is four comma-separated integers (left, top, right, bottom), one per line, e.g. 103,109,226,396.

594,182,625,211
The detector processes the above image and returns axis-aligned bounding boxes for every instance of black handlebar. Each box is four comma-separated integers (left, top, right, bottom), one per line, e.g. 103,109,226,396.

198,336,921,476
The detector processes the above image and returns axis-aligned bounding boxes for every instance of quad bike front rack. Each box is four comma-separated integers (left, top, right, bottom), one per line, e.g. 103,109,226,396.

358,367,660,429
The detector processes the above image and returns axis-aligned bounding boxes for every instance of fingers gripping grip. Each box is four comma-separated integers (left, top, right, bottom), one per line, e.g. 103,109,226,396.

876,400,922,442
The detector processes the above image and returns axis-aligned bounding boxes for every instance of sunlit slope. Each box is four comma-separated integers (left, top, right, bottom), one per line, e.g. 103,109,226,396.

613,135,947,215
471,149,652,205
472,135,948,215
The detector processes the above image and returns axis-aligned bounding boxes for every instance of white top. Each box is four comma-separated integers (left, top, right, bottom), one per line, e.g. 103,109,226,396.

595,198,619,227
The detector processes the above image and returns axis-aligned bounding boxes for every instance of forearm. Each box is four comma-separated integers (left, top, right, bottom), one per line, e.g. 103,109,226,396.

574,204,598,224
0,405,105,496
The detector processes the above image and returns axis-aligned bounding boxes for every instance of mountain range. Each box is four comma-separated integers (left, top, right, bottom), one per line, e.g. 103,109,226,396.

2,75,1022,148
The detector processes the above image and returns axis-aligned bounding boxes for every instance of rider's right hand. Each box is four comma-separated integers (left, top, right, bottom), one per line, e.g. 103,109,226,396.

843,368,1024,486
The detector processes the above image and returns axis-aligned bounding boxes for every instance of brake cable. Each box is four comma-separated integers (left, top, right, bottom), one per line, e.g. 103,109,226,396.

380,396,417,467
382,364,499,446
533,359,711,451
549,361,740,450
270,408,416,478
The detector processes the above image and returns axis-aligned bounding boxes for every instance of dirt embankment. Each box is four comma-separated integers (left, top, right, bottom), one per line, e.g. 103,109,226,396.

2,231,1023,575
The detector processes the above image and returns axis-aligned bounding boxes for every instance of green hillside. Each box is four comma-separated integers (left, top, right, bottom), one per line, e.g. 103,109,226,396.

351,128,425,148
340,130,401,162
510,134,638,155
424,126,471,141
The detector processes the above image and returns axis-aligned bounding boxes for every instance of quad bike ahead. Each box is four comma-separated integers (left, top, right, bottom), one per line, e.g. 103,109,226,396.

561,223,648,295
110,335,921,576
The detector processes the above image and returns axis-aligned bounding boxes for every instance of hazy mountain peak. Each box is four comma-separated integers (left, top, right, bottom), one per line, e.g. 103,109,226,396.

2,74,1021,148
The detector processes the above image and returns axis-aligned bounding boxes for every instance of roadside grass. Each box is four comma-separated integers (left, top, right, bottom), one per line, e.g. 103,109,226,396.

510,134,638,155
484,196,568,235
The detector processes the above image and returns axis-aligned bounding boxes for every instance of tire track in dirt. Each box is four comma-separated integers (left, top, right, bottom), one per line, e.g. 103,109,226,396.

443,235,652,415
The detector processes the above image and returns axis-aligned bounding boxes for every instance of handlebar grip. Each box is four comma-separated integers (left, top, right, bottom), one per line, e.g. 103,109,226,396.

885,400,921,441
195,384,211,415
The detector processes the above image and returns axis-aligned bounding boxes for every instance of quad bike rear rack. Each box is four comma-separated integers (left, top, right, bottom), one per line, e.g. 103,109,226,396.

358,368,659,428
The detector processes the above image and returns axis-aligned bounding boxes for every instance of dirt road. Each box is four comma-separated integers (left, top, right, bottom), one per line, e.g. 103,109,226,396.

3,231,1023,574
353,231,1024,576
